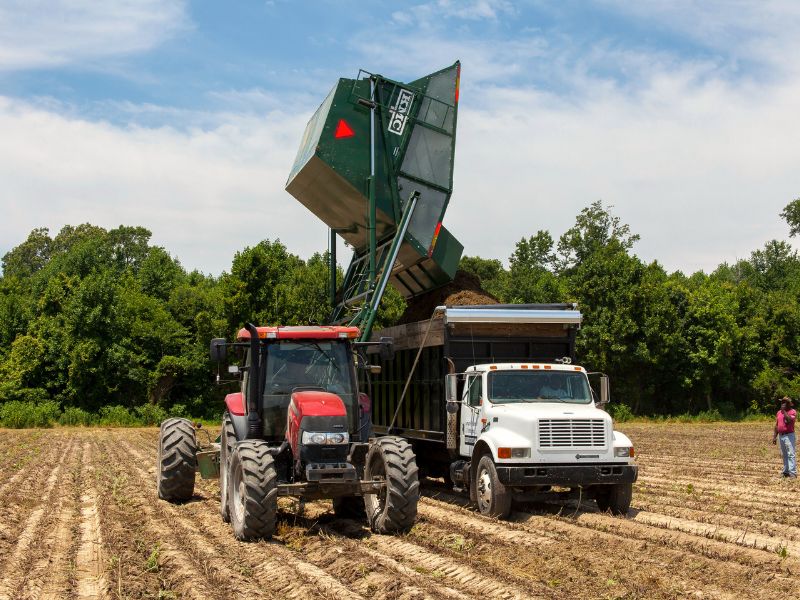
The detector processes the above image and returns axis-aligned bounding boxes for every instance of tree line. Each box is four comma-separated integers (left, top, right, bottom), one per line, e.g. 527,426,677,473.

0,199,798,421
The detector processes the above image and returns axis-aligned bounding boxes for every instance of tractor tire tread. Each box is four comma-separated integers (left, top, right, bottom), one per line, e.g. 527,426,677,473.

365,436,419,534
157,417,197,502
229,440,278,541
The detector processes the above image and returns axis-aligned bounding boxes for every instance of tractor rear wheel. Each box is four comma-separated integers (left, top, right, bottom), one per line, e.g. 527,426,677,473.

228,440,278,541
219,412,236,523
364,436,419,534
156,418,197,502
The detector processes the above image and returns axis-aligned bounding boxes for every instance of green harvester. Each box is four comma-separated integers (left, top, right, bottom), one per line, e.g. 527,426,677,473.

286,62,464,341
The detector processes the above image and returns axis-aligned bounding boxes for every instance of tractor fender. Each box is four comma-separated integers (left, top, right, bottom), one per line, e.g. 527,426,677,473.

230,412,249,441
224,392,248,440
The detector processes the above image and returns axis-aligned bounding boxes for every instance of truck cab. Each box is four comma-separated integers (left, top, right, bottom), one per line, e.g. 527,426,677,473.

448,362,637,517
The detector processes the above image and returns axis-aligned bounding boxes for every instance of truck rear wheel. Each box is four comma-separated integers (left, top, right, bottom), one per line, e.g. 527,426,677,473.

219,412,236,523
332,496,366,520
595,482,633,515
475,455,512,519
364,436,419,533
156,417,197,502
228,440,278,541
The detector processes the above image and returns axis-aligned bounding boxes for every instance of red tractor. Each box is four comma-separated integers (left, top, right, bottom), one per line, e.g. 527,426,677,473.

155,323,419,540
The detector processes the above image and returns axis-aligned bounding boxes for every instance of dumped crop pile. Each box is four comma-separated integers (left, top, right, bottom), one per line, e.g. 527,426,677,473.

0,423,796,599
398,270,499,324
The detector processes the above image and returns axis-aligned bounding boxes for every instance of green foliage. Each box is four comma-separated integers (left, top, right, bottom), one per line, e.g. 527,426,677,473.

98,405,139,427
1,202,799,423
782,198,800,238
0,400,61,428
135,404,168,426
459,255,506,299
609,403,634,422
59,406,95,426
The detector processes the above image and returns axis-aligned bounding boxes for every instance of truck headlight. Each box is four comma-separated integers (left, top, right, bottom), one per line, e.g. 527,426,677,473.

614,446,633,458
302,431,350,445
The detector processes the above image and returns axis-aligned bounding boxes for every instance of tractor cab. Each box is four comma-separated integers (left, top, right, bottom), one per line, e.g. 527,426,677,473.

230,325,363,443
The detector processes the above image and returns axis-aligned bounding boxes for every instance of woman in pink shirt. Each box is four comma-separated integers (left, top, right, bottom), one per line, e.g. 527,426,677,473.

773,396,797,478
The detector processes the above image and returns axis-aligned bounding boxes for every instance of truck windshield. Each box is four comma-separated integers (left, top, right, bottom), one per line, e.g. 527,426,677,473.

264,340,354,396
488,371,592,404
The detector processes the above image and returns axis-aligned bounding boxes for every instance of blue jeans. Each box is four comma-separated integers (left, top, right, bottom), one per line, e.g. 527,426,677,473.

780,432,796,476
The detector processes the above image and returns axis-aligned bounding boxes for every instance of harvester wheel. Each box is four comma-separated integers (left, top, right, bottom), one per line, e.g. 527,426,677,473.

364,436,419,534
595,482,633,515
332,496,366,521
228,440,278,541
219,412,236,523
156,417,197,502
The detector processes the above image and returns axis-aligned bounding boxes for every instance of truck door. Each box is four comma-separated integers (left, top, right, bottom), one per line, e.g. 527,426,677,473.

460,374,482,457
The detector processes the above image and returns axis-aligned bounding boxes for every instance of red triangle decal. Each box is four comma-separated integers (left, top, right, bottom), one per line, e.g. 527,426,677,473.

334,119,355,139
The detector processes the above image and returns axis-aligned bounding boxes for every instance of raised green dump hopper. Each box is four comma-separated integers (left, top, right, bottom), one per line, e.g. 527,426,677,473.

286,62,464,318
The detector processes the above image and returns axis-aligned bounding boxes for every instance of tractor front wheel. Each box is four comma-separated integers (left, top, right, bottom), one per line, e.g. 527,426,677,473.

219,412,236,523
156,418,197,502
228,440,278,541
363,436,419,534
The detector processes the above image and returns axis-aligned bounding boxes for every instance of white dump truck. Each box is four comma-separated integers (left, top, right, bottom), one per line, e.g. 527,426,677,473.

368,304,637,518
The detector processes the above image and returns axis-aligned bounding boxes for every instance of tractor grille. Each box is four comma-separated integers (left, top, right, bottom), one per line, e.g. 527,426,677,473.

538,419,607,448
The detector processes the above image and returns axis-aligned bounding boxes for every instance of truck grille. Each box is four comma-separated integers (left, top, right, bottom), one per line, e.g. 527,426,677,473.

538,419,607,448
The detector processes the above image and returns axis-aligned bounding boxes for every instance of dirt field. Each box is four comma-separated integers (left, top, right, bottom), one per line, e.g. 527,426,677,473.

0,422,796,599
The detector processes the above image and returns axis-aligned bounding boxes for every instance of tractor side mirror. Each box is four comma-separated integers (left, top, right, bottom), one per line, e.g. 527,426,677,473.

228,365,240,377
379,337,395,361
210,338,227,363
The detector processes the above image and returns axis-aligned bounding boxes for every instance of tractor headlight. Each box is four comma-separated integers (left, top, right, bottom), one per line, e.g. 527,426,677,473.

614,446,633,458
302,431,350,445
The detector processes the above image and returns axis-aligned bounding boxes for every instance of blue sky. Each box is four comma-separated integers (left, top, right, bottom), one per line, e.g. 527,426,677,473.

1,0,798,275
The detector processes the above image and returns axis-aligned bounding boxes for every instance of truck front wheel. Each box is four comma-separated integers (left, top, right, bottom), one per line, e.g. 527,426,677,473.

228,440,278,541
364,436,419,533
595,482,633,515
475,455,512,519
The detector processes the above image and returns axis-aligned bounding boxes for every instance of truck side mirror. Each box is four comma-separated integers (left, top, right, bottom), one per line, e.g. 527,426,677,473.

210,338,227,362
379,337,395,361
599,375,610,406
445,373,459,413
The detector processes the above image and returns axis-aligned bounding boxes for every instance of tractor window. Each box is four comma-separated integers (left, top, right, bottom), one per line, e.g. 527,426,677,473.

264,340,354,397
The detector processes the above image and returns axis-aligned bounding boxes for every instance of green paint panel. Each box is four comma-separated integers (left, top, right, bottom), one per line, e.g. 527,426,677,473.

196,449,220,480
286,62,464,297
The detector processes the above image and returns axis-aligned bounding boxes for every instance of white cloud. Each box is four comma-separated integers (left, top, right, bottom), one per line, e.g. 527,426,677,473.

598,0,800,74
0,0,188,70
390,0,514,30
447,70,800,273
0,97,336,275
